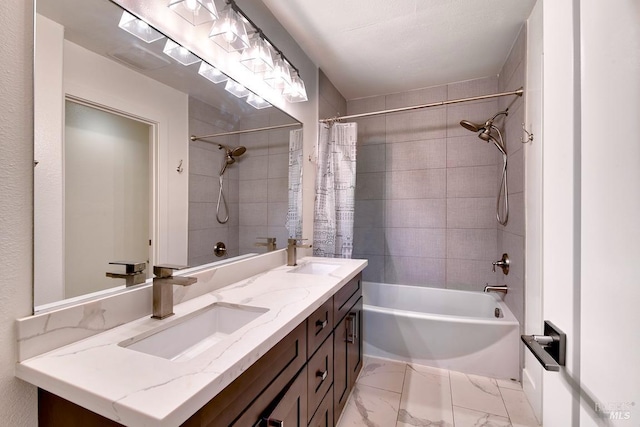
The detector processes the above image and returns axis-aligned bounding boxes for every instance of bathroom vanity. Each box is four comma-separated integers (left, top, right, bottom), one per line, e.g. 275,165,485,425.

17,257,365,426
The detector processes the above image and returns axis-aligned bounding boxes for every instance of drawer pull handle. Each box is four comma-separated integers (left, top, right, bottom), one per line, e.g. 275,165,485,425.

262,418,284,427
346,312,357,343
316,369,328,382
315,319,328,329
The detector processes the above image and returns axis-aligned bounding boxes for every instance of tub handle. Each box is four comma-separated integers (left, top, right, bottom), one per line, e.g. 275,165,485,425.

346,312,357,343
521,321,566,371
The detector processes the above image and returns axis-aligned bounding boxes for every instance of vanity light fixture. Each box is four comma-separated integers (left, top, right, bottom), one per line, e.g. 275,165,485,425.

264,56,293,93
246,93,272,109
224,79,250,98
118,11,164,43
283,70,308,103
197,62,228,84
239,33,274,74
162,39,201,66
168,0,218,26
208,5,250,52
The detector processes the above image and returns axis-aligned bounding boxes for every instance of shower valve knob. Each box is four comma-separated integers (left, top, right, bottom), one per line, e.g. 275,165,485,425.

492,253,510,275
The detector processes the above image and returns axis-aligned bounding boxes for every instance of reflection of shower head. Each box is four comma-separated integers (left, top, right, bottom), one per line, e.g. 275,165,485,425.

218,144,247,175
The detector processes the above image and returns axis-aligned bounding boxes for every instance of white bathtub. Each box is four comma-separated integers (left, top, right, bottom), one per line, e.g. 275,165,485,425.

363,282,520,380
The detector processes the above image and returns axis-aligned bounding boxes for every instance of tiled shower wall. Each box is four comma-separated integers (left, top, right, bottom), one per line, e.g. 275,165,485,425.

348,78,504,290
188,97,241,266
497,25,526,327
188,96,293,265
346,25,526,328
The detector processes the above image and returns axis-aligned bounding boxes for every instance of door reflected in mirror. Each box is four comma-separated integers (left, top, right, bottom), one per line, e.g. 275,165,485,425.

33,0,302,312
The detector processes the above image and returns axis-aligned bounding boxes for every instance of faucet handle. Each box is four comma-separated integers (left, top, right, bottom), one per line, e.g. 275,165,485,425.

153,264,189,278
288,238,312,248
109,261,146,274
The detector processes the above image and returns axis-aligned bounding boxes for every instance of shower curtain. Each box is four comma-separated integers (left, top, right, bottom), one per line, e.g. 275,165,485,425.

286,128,304,239
313,122,358,258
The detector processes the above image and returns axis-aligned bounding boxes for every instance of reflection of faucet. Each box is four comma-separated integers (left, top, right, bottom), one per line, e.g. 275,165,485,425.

106,261,146,287
492,253,510,275
255,237,277,252
484,284,508,294
152,265,197,319
287,238,312,266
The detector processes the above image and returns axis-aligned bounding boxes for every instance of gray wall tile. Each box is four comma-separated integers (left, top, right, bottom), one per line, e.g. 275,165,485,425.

446,135,500,168
354,255,385,282
356,172,385,200
268,153,289,179
447,76,498,101
385,85,448,109
386,139,446,170
353,117,386,145
386,107,447,143
447,198,497,229
447,229,497,261
267,177,288,203
447,165,498,198
353,227,385,256
386,169,446,199
385,199,446,229
354,200,385,228
239,179,268,204
385,228,446,258
357,144,386,173
384,257,446,286
446,259,499,291
239,203,268,226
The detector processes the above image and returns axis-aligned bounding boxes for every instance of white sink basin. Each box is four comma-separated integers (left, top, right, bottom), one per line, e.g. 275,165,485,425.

290,262,341,275
119,303,268,362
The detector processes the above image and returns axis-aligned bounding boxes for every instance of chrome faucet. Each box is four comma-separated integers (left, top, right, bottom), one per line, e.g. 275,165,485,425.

255,237,277,252
287,238,312,266
484,284,508,294
105,261,147,287
492,253,510,275
152,265,197,319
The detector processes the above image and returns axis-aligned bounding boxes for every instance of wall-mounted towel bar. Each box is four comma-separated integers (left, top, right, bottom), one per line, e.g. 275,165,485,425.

521,320,566,371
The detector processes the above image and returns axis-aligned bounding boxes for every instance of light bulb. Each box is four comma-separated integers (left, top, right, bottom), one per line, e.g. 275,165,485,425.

184,0,200,12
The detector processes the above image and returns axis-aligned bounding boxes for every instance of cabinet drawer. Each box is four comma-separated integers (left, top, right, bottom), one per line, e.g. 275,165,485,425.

307,334,333,423
333,273,362,324
307,298,333,357
308,385,333,427
183,322,306,426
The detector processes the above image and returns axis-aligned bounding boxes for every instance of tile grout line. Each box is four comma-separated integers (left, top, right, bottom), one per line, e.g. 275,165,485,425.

496,382,514,425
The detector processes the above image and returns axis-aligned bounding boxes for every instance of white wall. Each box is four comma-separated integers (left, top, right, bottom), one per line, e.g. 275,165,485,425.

579,0,640,423
0,0,39,425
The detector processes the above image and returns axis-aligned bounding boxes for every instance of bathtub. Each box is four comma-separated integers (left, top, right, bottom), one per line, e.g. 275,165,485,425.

363,282,520,380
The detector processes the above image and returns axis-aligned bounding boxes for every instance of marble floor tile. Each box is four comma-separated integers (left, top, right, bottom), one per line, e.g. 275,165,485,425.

337,384,401,427
500,388,540,427
453,406,512,427
357,356,407,393
496,378,523,391
450,371,509,417
397,364,455,427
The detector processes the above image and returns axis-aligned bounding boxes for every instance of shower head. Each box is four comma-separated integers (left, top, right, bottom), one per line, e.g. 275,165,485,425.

218,144,247,175
459,120,484,133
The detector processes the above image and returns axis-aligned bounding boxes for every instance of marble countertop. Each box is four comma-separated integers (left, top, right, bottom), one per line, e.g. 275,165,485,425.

16,257,367,426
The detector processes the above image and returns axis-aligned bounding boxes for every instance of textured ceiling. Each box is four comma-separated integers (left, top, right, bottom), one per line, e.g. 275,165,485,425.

261,0,536,100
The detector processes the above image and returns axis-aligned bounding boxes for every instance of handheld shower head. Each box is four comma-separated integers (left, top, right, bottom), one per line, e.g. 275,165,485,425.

460,120,484,133
218,144,247,175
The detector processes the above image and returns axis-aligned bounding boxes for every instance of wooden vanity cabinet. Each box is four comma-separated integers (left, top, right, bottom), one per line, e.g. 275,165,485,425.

332,274,363,425
38,272,364,427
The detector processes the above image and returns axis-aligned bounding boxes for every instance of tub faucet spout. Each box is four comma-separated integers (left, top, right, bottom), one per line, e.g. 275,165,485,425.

484,285,507,294
484,284,508,294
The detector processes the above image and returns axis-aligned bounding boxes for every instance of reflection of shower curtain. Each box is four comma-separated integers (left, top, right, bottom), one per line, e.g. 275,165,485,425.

313,122,357,258
286,129,304,239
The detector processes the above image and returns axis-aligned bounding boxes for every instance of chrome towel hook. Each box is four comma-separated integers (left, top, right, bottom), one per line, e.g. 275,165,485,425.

521,123,534,144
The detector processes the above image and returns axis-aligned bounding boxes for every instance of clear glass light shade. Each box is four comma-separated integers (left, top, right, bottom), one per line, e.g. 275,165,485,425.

197,62,228,84
162,39,200,66
224,80,250,98
118,11,164,43
246,93,272,109
168,0,218,26
284,73,308,103
240,35,274,73
263,57,293,93
209,8,250,52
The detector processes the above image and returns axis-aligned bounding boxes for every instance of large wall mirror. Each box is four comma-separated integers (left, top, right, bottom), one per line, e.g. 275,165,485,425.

34,0,303,312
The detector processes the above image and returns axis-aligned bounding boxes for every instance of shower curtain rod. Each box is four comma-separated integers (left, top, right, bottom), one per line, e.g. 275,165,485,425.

319,87,524,123
190,122,302,142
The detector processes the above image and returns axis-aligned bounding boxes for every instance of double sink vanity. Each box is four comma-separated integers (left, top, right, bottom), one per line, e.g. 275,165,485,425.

16,254,367,426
